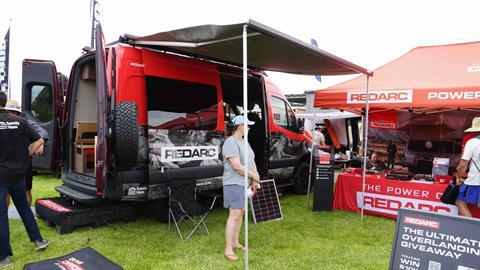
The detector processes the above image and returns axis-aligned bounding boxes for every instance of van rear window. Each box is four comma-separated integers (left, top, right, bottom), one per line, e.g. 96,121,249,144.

146,76,218,130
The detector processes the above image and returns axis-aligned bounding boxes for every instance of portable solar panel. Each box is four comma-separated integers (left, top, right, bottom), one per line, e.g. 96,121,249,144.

250,179,283,223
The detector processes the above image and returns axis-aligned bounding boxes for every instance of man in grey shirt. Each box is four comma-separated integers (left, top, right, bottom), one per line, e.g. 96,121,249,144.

222,115,259,261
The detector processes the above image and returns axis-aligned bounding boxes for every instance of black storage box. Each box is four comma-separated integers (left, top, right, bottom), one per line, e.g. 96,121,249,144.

35,197,138,234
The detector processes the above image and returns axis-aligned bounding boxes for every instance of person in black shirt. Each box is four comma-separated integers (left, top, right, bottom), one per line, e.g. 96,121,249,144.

367,151,387,171
4,100,47,207
0,92,50,268
387,141,397,170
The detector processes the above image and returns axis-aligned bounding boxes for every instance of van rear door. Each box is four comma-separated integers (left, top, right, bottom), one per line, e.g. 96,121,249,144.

94,23,109,194
21,59,61,171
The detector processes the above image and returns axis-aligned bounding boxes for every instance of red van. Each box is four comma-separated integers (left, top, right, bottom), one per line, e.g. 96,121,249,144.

22,21,366,204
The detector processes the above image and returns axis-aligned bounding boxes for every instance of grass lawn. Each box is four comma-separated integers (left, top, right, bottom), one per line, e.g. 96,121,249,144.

8,174,396,270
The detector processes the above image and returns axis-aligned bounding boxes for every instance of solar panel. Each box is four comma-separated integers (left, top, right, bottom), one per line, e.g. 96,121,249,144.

250,179,283,223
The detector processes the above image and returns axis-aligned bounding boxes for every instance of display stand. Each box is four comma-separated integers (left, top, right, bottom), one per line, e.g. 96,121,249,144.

312,145,334,211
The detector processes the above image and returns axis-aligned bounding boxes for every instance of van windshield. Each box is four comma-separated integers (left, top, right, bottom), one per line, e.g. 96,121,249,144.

146,76,219,130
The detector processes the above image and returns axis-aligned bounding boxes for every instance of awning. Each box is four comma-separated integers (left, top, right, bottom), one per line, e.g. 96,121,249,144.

314,41,480,112
124,20,370,76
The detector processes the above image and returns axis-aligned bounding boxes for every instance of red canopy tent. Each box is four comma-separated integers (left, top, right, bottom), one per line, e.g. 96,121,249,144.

313,41,480,221
314,41,480,113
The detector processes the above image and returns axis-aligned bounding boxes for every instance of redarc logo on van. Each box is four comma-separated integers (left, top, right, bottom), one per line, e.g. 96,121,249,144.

160,146,219,162
129,62,145,68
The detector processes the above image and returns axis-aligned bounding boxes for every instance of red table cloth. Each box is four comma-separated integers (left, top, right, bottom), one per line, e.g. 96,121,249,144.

333,173,480,219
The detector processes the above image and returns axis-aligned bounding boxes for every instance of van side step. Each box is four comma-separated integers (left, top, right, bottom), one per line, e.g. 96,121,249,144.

55,185,100,203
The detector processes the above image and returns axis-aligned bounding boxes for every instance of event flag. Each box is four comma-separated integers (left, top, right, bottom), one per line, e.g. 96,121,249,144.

90,0,100,48
0,27,9,95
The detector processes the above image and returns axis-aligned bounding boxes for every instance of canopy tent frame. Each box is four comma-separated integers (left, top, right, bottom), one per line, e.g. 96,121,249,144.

313,41,480,224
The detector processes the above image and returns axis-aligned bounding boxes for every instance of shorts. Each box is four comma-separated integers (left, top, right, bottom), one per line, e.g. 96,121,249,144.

457,184,480,205
223,185,246,209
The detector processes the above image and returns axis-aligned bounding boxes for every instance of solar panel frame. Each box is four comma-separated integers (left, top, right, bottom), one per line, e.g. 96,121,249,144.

250,179,283,224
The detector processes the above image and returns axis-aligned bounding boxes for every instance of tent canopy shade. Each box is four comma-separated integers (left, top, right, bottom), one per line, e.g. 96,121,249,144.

314,41,480,111
123,19,370,76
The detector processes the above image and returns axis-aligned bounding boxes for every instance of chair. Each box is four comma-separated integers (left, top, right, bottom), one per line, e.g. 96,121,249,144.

168,177,218,241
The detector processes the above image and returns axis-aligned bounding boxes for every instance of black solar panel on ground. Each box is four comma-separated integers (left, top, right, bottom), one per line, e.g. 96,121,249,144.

250,179,282,223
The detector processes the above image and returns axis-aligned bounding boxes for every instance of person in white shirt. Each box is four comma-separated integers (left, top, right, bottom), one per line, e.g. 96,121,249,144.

313,127,326,146
456,117,480,217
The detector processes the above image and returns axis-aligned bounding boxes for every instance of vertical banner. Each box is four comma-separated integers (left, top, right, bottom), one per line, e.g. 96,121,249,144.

0,28,9,95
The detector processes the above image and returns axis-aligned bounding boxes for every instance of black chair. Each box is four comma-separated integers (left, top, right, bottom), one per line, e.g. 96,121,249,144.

168,177,218,241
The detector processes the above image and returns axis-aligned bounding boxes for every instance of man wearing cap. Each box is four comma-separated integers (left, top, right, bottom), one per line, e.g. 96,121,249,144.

222,115,259,261
456,117,480,217
4,100,48,207
0,92,50,268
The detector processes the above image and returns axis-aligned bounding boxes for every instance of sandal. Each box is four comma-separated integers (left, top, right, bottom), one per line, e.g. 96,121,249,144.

233,245,246,251
224,253,238,261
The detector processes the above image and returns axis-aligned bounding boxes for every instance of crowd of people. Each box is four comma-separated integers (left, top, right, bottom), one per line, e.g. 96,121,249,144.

0,92,50,268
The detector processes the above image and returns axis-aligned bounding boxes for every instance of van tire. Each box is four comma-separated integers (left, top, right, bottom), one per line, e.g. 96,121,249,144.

292,161,310,195
113,102,139,169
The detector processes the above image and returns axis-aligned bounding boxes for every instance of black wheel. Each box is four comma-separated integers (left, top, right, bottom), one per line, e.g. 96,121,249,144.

292,162,310,195
113,102,139,169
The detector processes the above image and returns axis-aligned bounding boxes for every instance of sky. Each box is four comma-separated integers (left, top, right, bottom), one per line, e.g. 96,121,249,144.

1,0,480,102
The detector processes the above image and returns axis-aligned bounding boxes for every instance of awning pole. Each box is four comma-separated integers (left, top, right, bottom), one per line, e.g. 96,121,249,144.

242,24,249,270
306,108,317,209
360,75,371,224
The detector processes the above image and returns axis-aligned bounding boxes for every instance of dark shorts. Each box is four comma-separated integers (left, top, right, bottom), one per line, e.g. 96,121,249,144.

457,184,480,205
223,185,245,209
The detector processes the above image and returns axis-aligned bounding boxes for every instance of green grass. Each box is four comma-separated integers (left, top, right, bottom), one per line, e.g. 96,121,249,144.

31,174,62,202
8,175,396,269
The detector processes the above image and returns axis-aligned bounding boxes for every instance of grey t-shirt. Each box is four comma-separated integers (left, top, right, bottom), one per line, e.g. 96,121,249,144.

222,136,255,187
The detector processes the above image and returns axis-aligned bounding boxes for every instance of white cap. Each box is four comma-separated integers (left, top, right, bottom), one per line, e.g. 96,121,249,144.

5,100,23,114
232,115,255,126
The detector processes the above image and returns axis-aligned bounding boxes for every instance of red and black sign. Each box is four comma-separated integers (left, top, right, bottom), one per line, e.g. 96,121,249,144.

390,208,480,270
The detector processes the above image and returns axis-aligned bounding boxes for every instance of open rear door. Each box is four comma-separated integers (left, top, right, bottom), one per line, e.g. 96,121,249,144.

95,23,109,194
22,59,61,171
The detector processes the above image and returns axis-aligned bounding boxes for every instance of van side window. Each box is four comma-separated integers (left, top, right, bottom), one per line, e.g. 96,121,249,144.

270,96,288,129
31,84,54,122
146,76,218,130
286,104,298,131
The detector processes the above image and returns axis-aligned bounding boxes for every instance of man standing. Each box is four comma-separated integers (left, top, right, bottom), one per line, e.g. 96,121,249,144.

314,126,326,146
4,100,48,206
0,92,50,268
386,141,397,170
456,117,480,217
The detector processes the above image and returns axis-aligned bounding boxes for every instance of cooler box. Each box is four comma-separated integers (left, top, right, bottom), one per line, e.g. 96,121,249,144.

434,175,452,184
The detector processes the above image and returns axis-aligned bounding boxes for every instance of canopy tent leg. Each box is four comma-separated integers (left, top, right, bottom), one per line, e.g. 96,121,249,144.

242,24,249,270
360,75,371,224
306,108,317,209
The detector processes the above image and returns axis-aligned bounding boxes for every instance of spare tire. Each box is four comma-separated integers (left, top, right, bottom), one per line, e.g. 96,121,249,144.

113,102,139,169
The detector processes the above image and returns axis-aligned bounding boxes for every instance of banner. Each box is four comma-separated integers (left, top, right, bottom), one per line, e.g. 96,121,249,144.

369,110,398,130
390,209,480,270
0,28,9,95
